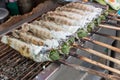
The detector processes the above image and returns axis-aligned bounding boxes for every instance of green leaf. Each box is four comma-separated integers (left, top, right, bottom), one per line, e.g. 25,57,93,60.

77,29,88,38
61,43,70,55
87,23,95,32
100,15,106,20
97,17,102,25
104,11,109,17
49,50,60,61
68,37,75,45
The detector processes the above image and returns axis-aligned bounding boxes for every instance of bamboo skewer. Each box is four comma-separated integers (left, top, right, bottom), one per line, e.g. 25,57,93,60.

108,13,120,18
73,44,120,65
107,14,120,22
69,52,120,75
59,60,120,80
99,24,120,30
83,37,120,53
110,17,120,22
92,32,120,41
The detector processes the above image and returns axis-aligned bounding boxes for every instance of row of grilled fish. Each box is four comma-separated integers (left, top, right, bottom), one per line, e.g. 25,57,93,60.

1,2,103,62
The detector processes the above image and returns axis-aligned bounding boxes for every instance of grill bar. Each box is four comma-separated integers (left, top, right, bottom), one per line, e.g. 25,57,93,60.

16,62,37,79
0,50,15,62
28,62,50,80
0,42,51,80
0,72,14,80
0,48,13,59
21,63,42,80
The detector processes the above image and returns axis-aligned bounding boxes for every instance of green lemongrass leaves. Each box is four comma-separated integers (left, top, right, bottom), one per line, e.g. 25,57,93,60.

49,50,60,61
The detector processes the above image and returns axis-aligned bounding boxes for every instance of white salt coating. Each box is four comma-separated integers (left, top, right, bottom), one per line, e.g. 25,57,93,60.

30,44,44,55
44,39,59,48
62,25,81,33
29,45,52,62
1,36,8,44
51,31,72,40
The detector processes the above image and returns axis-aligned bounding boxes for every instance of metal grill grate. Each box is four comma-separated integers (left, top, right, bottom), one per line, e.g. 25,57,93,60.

0,41,51,80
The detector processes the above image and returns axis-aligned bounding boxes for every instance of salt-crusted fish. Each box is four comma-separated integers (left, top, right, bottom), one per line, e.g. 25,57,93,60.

12,30,59,49
42,14,89,26
32,20,64,31
65,2,102,13
21,23,53,39
56,7,85,15
56,7,101,21
46,11,83,20
1,36,51,62
42,14,74,26
22,23,71,40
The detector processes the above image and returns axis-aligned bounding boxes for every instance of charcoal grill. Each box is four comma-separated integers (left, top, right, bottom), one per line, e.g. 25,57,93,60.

0,0,120,80
0,42,50,80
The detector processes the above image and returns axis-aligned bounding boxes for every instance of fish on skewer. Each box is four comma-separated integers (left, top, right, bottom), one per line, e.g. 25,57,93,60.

56,7,85,15
12,30,59,49
21,23,72,40
12,30,44,46
42,14,75,26
42,13,91,27
41,12,101,33
33,20,80,34
65,2,102,13
56,6,102,20
32,20,64,31
21,23,52,40
46,11,83,20
1,36,51,62
46,11,96,24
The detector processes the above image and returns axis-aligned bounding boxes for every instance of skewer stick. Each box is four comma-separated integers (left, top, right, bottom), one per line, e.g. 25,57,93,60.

92,32,120,41
73,44,120,65
108,13,118,17
69,52,120,75
110,17,120,22
59,60,120,80
83,37,120,53
99,24,120,30
108,13,120,22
